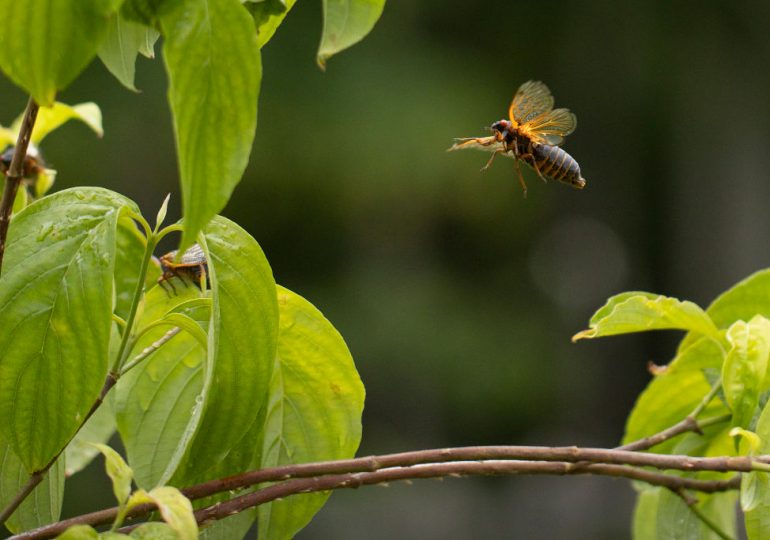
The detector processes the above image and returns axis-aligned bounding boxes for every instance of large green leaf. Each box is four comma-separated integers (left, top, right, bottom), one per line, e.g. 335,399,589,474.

0,443,64,533
170,216,278,486
574,292,719,341
317,0,385,68
257,286,365,540
0,1,121,105
722,316,770,428
98,12,159,91
680,269,770,352
0,188,134,471
160,0,261,253
115,284,208,488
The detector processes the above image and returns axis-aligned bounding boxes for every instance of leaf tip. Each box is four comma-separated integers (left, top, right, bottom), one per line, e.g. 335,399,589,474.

572,329,595,342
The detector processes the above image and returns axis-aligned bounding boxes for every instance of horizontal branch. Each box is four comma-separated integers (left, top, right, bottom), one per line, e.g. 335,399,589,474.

191,460,741,528
13,445,755,539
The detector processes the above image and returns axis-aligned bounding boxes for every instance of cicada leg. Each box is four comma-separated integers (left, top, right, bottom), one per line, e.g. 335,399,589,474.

158,273,177,296
518,153,548,184
512,158,528,198
480,148,506,171
196,264,208,292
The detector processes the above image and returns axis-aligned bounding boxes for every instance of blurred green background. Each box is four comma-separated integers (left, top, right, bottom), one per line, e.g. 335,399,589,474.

3,1,770,538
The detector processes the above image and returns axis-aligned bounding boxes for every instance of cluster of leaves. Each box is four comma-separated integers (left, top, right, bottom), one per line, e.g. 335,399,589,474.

575,272,770,539
0,0,384,538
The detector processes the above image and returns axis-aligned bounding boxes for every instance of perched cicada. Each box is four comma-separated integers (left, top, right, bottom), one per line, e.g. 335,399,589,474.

158,243,209,294
450,80,586,195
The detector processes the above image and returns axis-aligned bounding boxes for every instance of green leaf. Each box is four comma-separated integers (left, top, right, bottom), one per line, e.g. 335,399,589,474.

245,0,297,48
128,487,198,540
0,187,135,471
681,269,770,352
730,427,762,455
258,286,365,540
667,336,725,374
745,399,770,537
160,0,261,254
623,369,728,453
317,0,385,69
155,312,209,349
632,488,736,540
65,394,117,476
0,442,64,533
722,316,770,428
115,284,208,488
11,102,104,145
155,194,171,231
0,1,121,105
130,522,178,539
57,525,100,539
98,13,158,91
573,293,718,341
170,216,278,486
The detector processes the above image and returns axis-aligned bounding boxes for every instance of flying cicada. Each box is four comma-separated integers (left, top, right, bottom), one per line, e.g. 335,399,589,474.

449,80,586,195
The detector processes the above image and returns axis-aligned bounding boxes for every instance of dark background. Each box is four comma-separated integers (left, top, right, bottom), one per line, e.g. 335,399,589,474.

2,1,770,538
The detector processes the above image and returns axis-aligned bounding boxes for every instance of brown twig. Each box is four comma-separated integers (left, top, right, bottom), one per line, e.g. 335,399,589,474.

12,446,753,539
0,96,39,274
189,461,741,529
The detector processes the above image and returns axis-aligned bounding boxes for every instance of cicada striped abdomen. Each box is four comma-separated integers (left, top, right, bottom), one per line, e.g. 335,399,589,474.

531,143,585,189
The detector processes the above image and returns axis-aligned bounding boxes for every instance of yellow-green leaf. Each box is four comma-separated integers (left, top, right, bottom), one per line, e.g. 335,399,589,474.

722,316,770,429
574,293,718,341
91,443,134,506
128,487,198,540
12,102,104,145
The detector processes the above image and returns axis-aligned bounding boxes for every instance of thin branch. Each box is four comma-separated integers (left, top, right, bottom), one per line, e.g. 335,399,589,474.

13,446,753,539
0,96,39,273
620,377,727,452
189,462,739,529
120,327,181,375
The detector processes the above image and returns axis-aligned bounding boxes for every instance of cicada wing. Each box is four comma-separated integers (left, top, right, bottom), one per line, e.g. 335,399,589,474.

522,108,577,145
508,81,555,126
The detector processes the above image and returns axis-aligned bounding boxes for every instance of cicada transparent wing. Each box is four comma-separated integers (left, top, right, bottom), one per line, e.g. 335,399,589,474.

523,108,577,146
508,81,555,126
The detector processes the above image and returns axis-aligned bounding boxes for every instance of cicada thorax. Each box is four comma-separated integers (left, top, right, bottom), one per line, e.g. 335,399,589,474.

507,130,585,189
158,244,209,294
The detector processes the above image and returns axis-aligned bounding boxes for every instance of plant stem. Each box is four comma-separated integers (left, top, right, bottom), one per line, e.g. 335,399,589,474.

0,97,39,274
111,234,157,373
620,379,727,452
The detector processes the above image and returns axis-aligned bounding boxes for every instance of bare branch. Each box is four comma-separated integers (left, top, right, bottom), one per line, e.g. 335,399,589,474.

13,446,754,539
0,96,39,274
